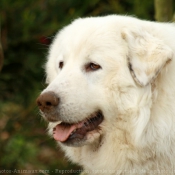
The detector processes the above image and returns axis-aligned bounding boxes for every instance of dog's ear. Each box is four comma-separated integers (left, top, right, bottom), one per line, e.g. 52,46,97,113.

122,29,173,86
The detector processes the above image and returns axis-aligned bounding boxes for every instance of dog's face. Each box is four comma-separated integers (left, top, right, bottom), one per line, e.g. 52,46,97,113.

37,16,172,148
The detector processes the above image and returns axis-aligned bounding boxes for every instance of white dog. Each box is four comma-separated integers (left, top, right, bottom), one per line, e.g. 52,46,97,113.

36,15,175,175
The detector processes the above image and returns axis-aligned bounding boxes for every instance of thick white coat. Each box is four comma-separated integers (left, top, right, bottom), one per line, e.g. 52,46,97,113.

44,15,175,175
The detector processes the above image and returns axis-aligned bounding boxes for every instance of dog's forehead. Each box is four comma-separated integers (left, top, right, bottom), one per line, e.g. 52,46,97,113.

61,24,112,52
51,18,126,63
67,20,122,44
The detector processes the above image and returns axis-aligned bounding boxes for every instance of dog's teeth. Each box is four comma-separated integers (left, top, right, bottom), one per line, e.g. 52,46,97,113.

70,129,77,135
57,121,62,125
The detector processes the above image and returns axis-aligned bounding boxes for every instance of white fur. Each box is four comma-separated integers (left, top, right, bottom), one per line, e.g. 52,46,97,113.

43,15,175,174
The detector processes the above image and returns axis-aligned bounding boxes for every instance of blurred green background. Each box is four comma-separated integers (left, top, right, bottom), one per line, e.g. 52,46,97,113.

0,0,174,175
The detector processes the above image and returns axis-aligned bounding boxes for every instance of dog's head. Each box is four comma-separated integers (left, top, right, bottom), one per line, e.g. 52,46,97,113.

36,16,173,148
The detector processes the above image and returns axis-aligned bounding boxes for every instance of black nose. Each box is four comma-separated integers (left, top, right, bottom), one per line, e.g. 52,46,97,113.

36,91,59,112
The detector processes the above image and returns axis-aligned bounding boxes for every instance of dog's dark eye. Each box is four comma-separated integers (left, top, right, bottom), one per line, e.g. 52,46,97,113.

59,61,64,69
85,62,101,72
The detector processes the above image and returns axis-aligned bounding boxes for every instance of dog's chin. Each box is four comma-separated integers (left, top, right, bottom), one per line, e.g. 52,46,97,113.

48,110,104,147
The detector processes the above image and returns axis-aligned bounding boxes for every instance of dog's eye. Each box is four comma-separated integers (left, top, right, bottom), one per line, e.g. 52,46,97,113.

85,62,101,72
59,61,64,69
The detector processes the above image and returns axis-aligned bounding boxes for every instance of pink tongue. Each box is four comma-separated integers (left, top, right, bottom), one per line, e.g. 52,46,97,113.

53,122,84,142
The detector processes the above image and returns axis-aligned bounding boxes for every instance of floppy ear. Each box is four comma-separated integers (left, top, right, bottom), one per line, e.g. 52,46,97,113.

122,29,173,86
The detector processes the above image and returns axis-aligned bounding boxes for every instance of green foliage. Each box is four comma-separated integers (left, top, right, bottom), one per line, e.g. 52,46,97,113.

0,0,156,104
1,134,38,168
0,0,174,174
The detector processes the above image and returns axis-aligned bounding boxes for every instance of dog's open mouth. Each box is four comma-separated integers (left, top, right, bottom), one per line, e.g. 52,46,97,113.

53,111,103,144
